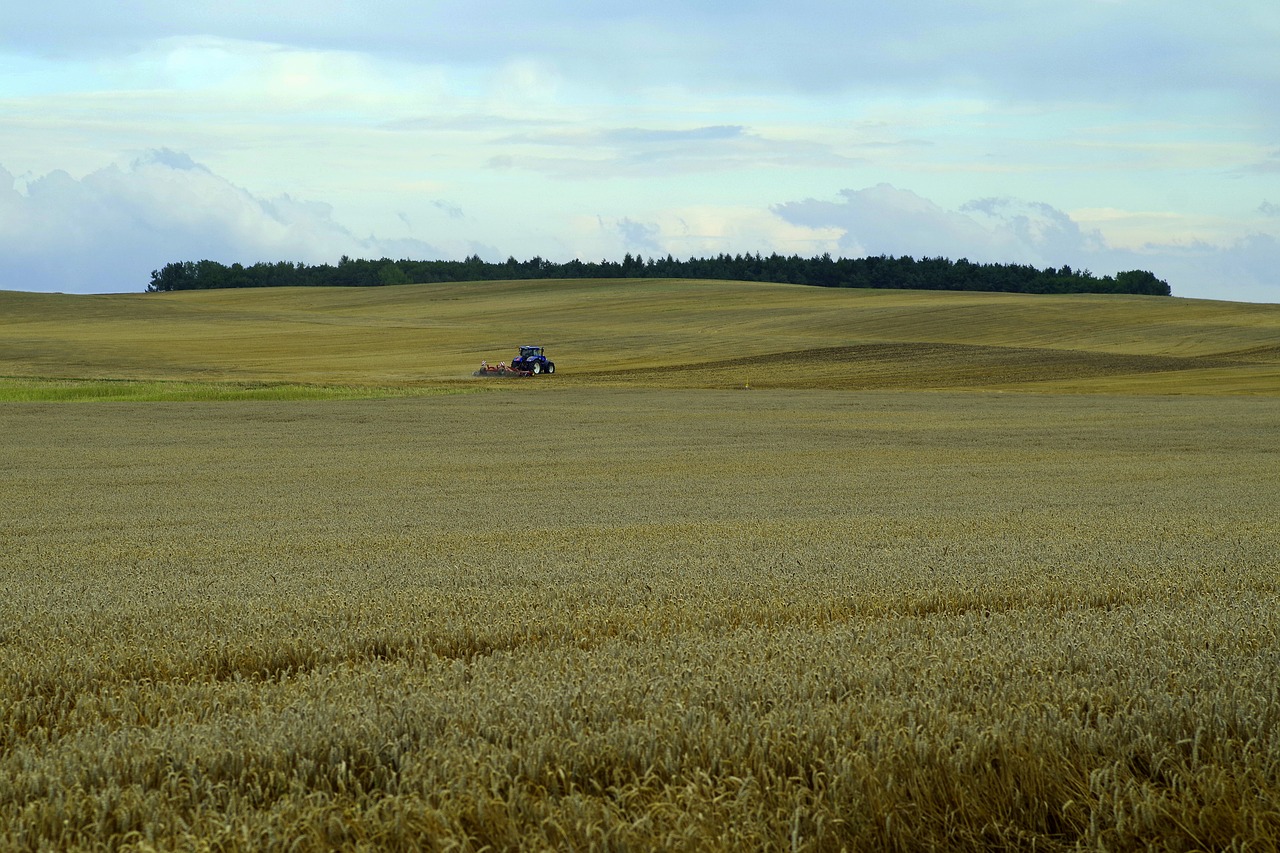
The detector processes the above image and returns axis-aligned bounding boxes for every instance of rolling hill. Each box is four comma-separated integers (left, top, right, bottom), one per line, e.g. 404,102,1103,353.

1,279,1277,396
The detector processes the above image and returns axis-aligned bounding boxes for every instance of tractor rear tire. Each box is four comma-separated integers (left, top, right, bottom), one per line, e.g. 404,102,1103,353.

532,362,542,374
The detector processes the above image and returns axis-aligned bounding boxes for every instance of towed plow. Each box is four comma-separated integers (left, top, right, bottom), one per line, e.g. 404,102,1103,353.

473,362,532,378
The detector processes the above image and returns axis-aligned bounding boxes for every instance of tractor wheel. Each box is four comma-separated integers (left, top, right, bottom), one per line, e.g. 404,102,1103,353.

546,362,555,374
532,362,542,374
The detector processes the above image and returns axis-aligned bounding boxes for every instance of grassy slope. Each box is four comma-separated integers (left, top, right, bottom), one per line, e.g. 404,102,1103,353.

1,280,1278,396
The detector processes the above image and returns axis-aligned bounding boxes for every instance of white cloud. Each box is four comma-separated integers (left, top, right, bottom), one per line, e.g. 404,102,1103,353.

575,206,842,262
774,185,1012,261
0,150,441,293
772,184,1280,303
3,152,1276,303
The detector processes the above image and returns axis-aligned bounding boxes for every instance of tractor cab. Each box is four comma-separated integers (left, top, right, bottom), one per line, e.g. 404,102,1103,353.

511,345,556,375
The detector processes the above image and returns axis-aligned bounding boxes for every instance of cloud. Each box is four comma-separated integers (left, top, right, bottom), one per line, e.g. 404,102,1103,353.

431,200,465,220
135,148,205,171
5,152,1275,303
0,151,442,293
568,206,841,264
774,184,1153,274
1153,233,1280,304
612,218,662,254
490,125,853,179
961,197,1108,260
774,185,1008,262
4,1,1275,115
463,240,503,262
773,184,1280,303
598,126,746,145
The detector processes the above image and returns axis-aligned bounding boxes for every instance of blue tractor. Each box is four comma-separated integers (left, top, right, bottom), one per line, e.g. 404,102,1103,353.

511,345,556,375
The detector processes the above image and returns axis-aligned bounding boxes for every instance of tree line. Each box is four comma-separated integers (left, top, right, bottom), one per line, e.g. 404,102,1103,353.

147,253,1172,296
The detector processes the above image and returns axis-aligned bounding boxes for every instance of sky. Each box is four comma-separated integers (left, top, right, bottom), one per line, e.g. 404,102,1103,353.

1,1,1278,302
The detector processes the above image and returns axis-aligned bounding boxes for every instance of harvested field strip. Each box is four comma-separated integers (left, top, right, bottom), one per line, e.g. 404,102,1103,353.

591,343,1249,389
4,281,1279,394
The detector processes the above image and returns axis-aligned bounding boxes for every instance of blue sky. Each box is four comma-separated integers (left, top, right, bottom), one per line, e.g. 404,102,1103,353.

2,1,1278,301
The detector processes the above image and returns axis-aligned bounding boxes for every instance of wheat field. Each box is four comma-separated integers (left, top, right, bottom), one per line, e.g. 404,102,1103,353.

3,388,1279,850
2,281,1279,850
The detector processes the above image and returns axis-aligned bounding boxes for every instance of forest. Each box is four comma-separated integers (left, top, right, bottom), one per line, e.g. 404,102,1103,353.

147,252,1172,296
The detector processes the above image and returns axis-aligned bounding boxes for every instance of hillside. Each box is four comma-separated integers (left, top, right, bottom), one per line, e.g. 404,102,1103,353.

1,279,1278,395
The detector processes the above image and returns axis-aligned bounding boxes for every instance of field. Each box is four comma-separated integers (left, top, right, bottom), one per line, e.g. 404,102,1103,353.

3,279,1279,396
2,280,1279,850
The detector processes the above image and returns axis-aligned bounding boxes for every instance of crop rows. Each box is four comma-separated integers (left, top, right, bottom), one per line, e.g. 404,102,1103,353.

2,390,1278,850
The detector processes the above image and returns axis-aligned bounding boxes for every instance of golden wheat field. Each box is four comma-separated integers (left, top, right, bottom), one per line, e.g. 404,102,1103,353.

2,281,1280,850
